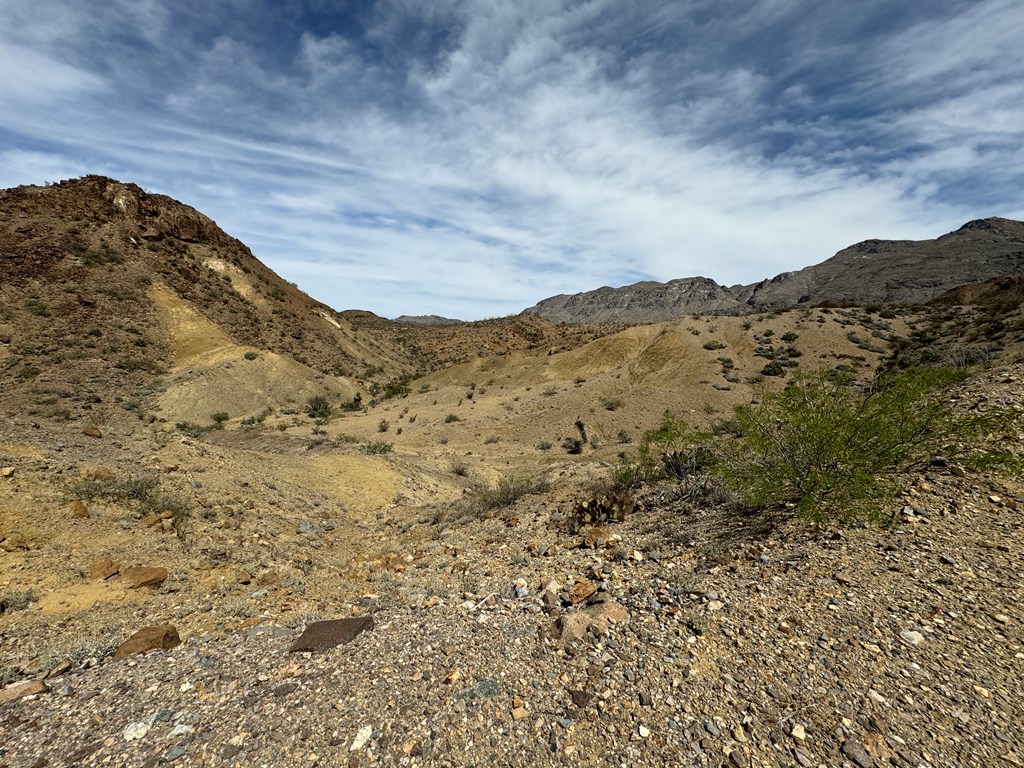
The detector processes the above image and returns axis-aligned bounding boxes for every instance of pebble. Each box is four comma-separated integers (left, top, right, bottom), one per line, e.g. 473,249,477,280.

350,725,373,751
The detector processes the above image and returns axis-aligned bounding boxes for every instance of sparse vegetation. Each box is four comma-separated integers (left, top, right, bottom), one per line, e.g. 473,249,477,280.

443,413,461,423
361,440,393,454
475,475,550,512
305,395,333,419
0,589,38,613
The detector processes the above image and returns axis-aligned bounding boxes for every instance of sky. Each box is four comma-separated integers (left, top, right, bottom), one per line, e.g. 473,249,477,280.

2,1,1023,319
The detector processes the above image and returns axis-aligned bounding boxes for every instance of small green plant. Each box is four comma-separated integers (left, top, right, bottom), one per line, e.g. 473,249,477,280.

305,395,333,419
703,340,726,350
781,331,799,342
537,440,553,451
443,413,461,423
377,419,390,433
476,475,550,512
451,460,469,476
362,441,393,454
603,398,623,411
760,361,785,377
211,412,230,429
562,437,583,454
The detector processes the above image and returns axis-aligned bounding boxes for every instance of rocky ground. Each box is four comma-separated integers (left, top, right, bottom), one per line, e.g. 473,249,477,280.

2,368,1023,767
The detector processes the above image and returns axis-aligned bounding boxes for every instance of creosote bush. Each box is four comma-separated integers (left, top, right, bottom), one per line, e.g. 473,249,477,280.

475,475,550,512
718,366,1018,524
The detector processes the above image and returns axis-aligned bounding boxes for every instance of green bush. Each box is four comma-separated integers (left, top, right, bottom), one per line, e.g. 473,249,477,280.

361,441,393,454
443,413,461,423
717,366,991,524
305,395,333,419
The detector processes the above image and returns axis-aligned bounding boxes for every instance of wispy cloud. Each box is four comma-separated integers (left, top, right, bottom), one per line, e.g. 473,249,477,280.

2,0,1023,318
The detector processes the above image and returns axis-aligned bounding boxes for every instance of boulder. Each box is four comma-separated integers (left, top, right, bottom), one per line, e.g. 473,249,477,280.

82,425,102,439
118,566,168,589
550,600,629,643
114,624,181,659
88,558,121,580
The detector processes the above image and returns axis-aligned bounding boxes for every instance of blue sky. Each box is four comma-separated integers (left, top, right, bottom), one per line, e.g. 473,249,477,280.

2,1,1023,319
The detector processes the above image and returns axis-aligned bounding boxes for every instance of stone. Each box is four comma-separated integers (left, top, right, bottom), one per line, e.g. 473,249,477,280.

570,689,594,708
114,624,181,659
88,558,121,580
0,679,48,705
842,737,874,767
638,724,651,738
350,725,373,751
511,706,529,720
791,723,807,741
118,566,168,589
899,630,925,646
541,589,560,614
567,580,597,605
0,467,14,478
82,425,102,438
123,714,158,741
68,500,90,518
550,600,629,643
80,465,115,481
289,616,373,653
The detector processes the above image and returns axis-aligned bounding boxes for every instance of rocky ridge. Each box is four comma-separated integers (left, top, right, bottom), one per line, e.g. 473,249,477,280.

526,218,1024,324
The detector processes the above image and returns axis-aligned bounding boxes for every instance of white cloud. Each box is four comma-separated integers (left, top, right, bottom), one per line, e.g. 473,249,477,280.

1,1,1022,318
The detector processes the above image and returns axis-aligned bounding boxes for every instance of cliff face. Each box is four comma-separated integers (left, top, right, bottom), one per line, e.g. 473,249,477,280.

525,218,1024,323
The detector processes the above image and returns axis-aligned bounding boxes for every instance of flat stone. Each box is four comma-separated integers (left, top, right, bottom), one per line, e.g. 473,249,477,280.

567,580,597,605
511,706,529,720
114,624,181,659
0,467,14,478
118,566,168,589
82,425,102,438
88,558,121,580
68,500,90,518
0,679,48,705
550,600,629,643
289,616,373,653
842,737,874,767
899,630,925,646
455,678,500,699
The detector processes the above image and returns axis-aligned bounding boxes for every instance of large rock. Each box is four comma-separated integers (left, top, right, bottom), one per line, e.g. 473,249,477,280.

114,624,181,659
117,566,168,589
550,600,629,643
0,680,48,705
289,616,374,653
88,558,120,580
68,500,89,518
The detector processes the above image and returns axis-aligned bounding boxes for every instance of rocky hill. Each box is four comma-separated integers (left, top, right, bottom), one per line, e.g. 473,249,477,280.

526,217,1024,323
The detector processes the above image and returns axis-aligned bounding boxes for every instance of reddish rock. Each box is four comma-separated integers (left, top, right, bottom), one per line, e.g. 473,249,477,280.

68,500,89,518
88,558,121,580
118,566,168,589
114,624,181,659
289,616,374,653
567,580,597,605
0,680,48,704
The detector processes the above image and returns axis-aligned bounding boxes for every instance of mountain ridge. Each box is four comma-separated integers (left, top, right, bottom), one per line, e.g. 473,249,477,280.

525,217,1024,323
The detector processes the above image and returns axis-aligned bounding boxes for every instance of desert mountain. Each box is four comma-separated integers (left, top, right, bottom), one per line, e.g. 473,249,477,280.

526,217,1024,323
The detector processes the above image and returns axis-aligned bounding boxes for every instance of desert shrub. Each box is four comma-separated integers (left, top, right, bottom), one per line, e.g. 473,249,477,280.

562,437,583,454
0,589,38,613
476,476,550,512
451,460,469,476
244,351,258,361
377,419,390,433
715,366,1001,524
305,395,333,419
443,413,461,423
536,440,553,451
781,331,799,342
541,386,558,396
211,411,229,429
361,441,393,454
483,435,500,445
702,340,726,350
760,361,786,377
603,398,623,411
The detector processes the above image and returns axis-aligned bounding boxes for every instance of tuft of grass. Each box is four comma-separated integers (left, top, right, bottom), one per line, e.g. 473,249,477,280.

0,589,38,613
475,475,550,512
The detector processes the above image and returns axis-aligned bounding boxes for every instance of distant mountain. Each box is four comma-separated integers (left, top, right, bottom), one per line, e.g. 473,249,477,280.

525,217,1024,323
393,314,464,326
